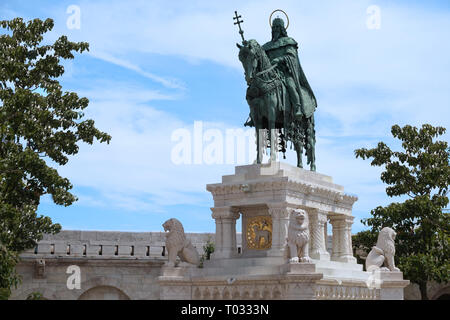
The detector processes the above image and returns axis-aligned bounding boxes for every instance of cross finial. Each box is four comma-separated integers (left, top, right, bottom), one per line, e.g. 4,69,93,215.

233,11,245,44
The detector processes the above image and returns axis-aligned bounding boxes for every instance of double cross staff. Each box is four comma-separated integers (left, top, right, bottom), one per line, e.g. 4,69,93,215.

233,11,246,44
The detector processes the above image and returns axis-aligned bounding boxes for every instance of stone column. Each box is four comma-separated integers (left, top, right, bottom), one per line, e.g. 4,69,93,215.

267,203,291,257
308,209,330,260
329,215,356,263
211,206,240,259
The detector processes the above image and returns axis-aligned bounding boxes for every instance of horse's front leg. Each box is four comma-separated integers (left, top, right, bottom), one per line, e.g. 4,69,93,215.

255,126,264,164
294,142,303,168
255,128,260,164
307,145,316,172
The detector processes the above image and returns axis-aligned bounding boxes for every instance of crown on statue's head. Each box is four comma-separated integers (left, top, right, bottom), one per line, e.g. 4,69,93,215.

272,17,285,28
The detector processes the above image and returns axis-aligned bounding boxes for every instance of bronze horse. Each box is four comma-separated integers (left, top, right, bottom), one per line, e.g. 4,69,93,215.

237,39,316,170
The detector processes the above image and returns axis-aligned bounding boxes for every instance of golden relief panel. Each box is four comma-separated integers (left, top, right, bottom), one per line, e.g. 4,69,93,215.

246,216,272,250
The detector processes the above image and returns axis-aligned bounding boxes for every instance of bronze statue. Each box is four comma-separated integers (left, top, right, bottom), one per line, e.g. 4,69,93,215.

234,10,317,171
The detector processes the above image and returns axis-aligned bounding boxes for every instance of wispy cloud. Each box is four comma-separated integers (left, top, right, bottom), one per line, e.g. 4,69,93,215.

88,51,186,90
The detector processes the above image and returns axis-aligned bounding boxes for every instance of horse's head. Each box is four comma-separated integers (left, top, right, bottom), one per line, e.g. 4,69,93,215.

237,39,261,84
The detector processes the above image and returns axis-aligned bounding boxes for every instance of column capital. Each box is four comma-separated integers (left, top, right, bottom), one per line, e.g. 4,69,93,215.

211,207,240,220
328,214,354,225
267,202,292,219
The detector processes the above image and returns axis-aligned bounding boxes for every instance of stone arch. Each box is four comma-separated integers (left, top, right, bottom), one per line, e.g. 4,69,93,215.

76,276,133,300
431,285,450,300
78,285,130,300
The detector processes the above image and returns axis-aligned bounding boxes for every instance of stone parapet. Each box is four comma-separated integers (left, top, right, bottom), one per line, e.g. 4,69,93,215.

22,230,218,259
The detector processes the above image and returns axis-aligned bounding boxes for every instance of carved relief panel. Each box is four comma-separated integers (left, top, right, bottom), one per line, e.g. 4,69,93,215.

245,216,272,250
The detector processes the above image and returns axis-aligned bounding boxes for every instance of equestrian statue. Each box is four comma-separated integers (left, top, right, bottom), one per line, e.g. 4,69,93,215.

234,10,317,171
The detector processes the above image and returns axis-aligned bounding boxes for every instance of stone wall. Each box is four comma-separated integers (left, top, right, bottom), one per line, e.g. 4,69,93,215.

10,230,219,300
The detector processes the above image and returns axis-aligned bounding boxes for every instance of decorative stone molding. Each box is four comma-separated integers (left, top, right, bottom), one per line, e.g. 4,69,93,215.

211,206,240,220
315,284,379,300
207,179,358,214
192,284,284,300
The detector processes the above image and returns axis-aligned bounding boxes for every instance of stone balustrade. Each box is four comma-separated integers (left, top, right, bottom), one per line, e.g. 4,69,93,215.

21,230,219,259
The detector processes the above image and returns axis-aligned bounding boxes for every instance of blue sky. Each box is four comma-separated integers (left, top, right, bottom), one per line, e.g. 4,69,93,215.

1,0,449,233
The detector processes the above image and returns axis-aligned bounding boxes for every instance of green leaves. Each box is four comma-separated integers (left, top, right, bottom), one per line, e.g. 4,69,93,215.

356,124,449,199
0,242,19,297
354,124,450,299
0,17,110,299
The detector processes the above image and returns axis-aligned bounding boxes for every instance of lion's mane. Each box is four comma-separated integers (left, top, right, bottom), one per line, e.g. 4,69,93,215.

288,210,309,243
376,227,396,257
366,227,397,272
163,218,187,252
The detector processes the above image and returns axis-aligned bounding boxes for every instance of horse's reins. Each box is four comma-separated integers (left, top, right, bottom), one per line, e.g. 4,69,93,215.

254,64,277,78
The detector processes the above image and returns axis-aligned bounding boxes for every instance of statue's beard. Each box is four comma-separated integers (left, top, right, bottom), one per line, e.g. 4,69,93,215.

272,31,280,41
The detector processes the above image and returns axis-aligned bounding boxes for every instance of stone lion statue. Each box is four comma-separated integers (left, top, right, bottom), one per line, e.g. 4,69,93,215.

286,209,311,263
162,218,200,267
365,227,400,272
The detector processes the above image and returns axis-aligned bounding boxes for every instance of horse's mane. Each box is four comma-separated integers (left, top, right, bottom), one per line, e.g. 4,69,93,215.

247,40,272,72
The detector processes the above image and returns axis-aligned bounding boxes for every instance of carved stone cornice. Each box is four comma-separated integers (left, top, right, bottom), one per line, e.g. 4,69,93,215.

207,179,358,208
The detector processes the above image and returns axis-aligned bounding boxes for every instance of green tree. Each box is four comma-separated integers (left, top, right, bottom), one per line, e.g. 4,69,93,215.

352,230,376,265
354,124,450,300
0,18,111,298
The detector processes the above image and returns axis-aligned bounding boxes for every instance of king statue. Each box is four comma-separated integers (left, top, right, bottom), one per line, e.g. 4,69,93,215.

235,10,317,171
262,17,317,120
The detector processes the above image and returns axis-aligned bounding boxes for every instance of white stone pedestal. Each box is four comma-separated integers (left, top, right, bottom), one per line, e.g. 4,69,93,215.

206,162,358,263
158,265,196,300
368,270,410,300
157,162,409,300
